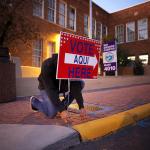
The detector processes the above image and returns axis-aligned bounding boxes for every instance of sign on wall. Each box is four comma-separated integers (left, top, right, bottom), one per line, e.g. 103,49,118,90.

102,40,117,72
57,32,101,79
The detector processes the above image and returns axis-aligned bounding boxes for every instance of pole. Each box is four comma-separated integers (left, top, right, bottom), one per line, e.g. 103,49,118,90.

59,79,61,91
115,40,118,77
89,0,92,39
68,79,70,104
67,78,70,126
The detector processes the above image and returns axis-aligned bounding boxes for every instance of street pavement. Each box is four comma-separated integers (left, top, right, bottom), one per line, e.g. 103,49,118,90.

0,76,150,126
68,117,150,150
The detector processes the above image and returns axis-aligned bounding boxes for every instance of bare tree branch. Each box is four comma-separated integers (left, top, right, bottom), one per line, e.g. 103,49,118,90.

0,0,40,49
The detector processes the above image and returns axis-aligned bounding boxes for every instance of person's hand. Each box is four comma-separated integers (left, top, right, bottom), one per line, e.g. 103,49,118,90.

80,108,87,120
60,111,69,123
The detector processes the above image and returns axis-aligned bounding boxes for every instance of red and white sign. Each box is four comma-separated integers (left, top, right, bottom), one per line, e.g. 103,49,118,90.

57,32,101,79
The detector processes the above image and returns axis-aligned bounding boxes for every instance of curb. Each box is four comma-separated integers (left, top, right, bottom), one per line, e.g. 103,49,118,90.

73,103,150,141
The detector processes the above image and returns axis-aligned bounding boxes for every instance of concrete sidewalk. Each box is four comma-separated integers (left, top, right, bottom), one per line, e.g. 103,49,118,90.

0,76,150,150
0,124,80,150
84,75,150,92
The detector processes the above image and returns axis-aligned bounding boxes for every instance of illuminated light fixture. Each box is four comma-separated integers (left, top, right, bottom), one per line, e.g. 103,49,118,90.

139,54,148,65
46,33,61,58
55,34,61,54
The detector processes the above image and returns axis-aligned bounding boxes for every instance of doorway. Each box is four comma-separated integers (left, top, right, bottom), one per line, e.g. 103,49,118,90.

47,42,55,58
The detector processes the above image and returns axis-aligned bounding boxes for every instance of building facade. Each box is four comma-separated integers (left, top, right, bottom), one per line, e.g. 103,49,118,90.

109,1,150,65
10,0,150,68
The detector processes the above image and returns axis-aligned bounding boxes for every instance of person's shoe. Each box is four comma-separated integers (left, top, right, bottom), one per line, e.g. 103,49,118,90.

30,96,38,112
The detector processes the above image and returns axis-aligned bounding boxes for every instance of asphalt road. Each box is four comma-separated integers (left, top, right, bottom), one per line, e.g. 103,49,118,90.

68,118,150,150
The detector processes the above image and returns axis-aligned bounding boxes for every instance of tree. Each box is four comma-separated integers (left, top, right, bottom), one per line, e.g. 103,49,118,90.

0,0,40,50
102,35,116,44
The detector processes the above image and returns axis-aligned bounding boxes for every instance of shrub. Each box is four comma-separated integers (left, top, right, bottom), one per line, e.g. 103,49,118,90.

133,59,144,75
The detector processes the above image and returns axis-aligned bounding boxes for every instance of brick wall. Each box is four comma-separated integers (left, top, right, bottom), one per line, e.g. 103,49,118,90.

9,0,150,66
108,1,150,64
92,2,109,25
10,0,91,66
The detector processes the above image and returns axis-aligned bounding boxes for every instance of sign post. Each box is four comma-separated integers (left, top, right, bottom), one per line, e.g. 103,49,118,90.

57,32,101,79
102,40,117,76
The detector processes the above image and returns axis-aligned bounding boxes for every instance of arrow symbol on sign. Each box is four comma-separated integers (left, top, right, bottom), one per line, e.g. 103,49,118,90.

64,53,98,69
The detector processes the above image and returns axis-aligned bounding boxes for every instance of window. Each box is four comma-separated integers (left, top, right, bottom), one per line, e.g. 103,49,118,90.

96,22,102,41
68,7,76,30
92,18,96,39
59,1,67,27
138,18,148,40
32,40,43,67
84,15,88,36
139,54,148,65
115,25,124,43
33,0,44,18
126,22,135,42
127,56,136,61
102,25,107,38
48,0,56,22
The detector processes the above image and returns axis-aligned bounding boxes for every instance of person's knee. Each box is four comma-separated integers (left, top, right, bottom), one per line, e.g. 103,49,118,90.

46,111,57,118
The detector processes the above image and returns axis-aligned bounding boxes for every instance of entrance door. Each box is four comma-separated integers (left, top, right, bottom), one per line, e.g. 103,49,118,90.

47,42,55,58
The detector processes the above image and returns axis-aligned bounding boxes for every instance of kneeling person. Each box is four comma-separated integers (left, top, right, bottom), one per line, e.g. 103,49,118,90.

30,54,86,122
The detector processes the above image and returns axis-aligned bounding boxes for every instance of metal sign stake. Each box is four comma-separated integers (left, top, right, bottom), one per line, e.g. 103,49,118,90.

67,79,71,126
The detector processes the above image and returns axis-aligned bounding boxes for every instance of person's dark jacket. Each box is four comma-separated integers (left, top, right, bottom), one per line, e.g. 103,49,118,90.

38,54,84,112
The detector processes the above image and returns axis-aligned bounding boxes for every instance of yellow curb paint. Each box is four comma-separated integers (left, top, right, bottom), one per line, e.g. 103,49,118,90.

127,103,150,121
73,103,150,141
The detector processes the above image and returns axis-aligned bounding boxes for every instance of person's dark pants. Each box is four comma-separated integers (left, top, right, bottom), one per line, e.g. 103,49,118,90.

31,80,85,118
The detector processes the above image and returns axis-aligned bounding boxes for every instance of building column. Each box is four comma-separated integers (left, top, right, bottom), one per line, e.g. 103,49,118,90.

89,0,92,39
